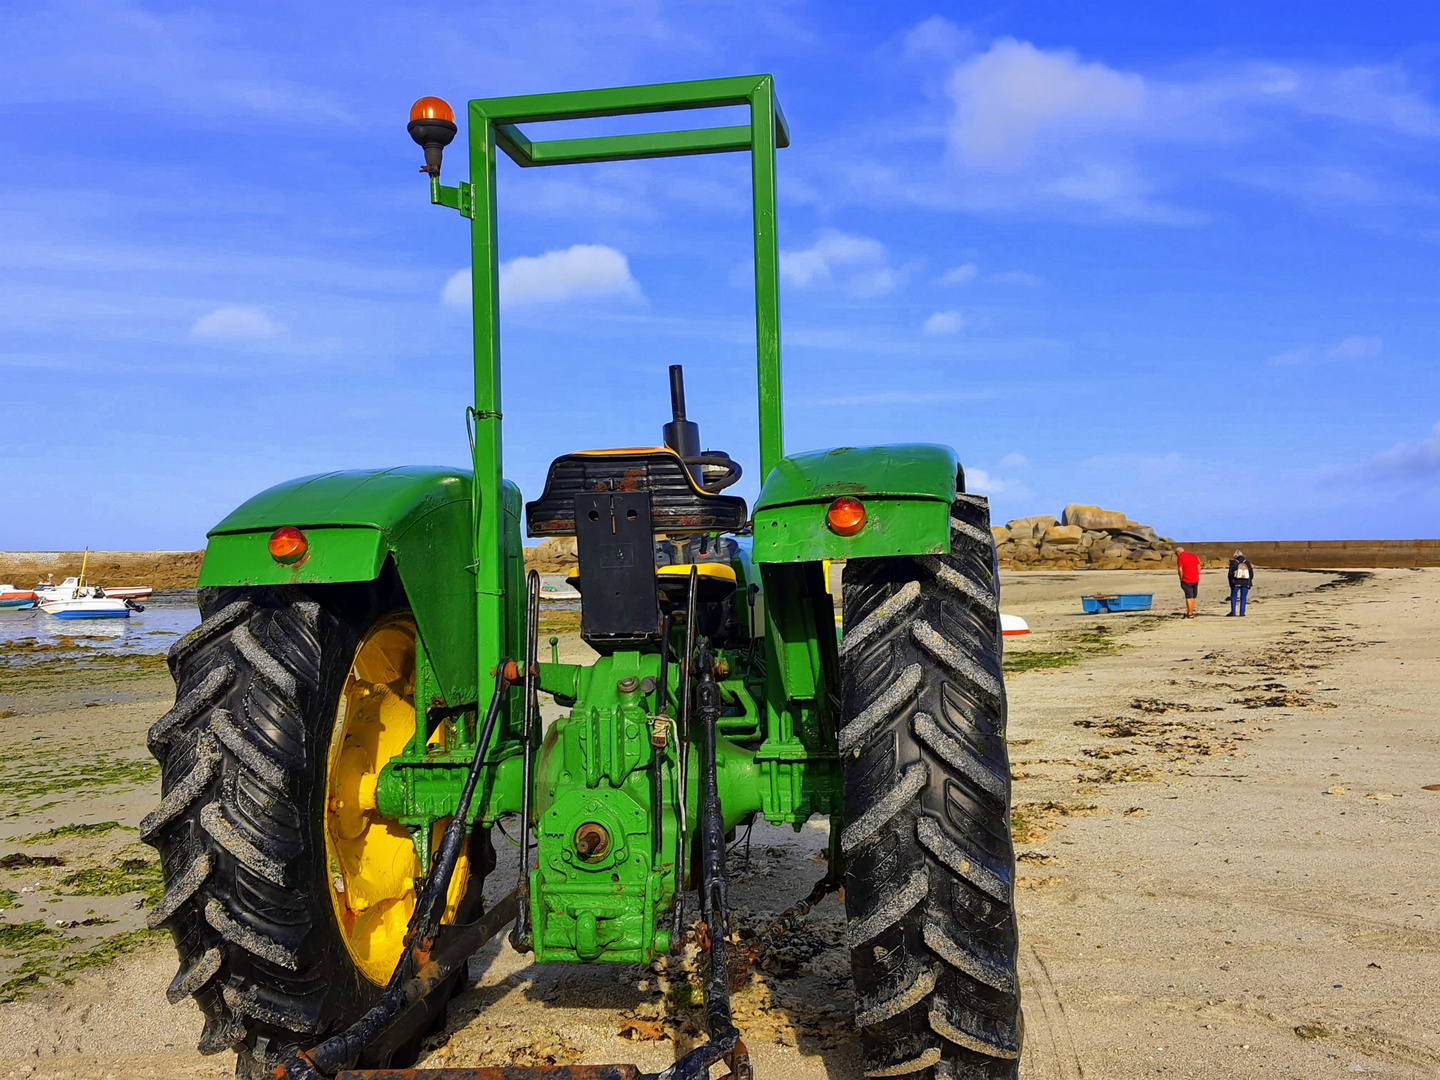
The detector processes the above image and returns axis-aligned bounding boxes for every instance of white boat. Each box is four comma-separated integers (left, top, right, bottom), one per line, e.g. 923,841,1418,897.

35,578,151,602
1000,612,1029,636
33,576,94,602
40,596,132,620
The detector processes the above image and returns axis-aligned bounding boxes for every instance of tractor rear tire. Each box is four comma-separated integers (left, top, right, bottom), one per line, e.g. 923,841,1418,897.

141,577,490,1078
839,494,1021,1078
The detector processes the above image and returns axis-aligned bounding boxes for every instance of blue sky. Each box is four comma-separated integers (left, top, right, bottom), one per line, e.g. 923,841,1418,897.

3,0,1439,550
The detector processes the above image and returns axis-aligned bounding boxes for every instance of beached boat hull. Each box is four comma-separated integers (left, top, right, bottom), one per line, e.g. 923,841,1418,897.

99,586,153,601
41,598,131,619
0,588,39,610
1081,593,1154,614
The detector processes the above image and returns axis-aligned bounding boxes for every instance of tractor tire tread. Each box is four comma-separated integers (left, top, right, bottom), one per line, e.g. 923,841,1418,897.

147,663,233,754
148,851,213,929
840,495,1020,1079
140,732,221,840
168,947,224,1004
143,586,370,1069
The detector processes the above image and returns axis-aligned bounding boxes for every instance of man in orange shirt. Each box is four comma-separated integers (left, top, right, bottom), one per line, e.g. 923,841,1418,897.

1176,546,1202,619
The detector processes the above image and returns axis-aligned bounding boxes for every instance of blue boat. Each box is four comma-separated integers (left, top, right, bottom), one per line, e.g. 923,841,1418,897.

1081,593,1153,614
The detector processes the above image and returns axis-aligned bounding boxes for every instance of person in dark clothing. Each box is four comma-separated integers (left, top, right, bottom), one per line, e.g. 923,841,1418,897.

1227,550,1254,616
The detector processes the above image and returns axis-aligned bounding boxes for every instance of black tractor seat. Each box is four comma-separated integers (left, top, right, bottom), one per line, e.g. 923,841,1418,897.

525,447,748,537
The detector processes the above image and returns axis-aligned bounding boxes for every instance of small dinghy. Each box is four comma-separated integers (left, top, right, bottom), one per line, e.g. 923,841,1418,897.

41,595,133,619
0,586,39,610
1081,593,1153,614
1000,612,1029,636
98,585,153,601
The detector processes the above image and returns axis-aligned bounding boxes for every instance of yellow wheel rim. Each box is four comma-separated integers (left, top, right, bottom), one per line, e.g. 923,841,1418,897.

324,614,470,985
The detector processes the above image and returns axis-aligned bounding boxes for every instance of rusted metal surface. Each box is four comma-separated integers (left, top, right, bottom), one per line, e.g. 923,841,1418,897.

274,892,521,1080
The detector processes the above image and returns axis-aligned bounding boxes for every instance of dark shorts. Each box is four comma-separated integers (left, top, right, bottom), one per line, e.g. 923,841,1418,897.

1181,582,1198,599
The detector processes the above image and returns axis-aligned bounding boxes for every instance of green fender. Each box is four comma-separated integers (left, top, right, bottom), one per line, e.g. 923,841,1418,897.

752,444,961,563
197,466,522,709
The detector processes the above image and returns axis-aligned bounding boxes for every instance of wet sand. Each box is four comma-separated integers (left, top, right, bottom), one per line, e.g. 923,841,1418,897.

1,567,1437,1078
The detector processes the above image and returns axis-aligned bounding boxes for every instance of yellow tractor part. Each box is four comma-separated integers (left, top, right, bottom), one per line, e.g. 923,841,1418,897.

324,613,469,984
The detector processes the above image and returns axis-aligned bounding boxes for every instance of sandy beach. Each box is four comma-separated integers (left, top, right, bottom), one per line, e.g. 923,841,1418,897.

1,565,1436,1079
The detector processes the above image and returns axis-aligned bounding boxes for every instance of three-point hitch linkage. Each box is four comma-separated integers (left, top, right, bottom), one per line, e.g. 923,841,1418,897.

278,533,774,1080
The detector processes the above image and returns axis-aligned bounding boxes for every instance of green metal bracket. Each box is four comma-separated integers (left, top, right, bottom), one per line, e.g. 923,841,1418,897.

430,175,475,218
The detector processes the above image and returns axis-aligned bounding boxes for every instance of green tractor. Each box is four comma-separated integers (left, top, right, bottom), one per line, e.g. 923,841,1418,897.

142,75,1020,1080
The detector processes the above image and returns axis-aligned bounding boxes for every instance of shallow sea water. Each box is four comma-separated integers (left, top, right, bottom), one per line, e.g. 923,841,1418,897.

0,589,201,659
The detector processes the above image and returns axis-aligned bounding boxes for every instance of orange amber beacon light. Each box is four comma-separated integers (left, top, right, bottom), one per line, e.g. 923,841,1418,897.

408,97,457,177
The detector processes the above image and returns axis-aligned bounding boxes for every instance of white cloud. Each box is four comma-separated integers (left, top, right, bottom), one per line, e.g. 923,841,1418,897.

1349,421,1440,484
779,229,906,298
1283,65,1440,139
190,306,281,341
923,311,963,335
947,38,1146,171
939,262,978,285
502,244,641,306
998,452,1030,469
445,245,643,309
1327,335,1383,360
442,270,471,308
928,38,1192,221
915,29,1440,222
1265,335,1383,366
1264,345,1313,367
1267,348,1313,371
965,468,1009,494
904,15,974,60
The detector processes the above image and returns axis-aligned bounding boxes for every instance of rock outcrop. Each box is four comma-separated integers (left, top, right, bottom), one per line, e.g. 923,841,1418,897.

526,536,579,573
1062,504,1130,531
992,505,1180,569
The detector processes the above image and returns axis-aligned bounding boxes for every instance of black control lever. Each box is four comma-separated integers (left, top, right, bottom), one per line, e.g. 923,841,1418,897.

662,365,742,493
663,365,703,484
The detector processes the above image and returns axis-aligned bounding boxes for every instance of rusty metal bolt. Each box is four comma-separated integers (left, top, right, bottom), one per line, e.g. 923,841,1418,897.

574,822,610,862
616,676,640,694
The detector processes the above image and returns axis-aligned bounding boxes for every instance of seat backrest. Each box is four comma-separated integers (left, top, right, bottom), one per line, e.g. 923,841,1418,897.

525,448,748,537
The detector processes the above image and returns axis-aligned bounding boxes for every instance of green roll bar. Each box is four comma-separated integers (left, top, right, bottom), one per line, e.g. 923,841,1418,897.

425,75,790,711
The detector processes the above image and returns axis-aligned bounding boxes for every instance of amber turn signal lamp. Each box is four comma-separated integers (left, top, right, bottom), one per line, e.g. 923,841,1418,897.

408,96,457,178
827,496,866,536
268,526,308,565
